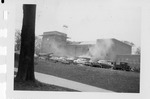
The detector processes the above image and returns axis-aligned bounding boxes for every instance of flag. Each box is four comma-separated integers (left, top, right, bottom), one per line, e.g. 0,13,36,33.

63,25,68,28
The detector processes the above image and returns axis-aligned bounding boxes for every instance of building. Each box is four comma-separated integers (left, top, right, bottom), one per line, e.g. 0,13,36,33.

40,31,69,56
66,41,95,57
39,31,141,69
40,31,94,57
40,31,132,60
105,38,132,61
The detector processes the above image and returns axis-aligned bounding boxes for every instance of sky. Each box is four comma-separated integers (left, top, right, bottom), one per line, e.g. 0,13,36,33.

15,0,141,47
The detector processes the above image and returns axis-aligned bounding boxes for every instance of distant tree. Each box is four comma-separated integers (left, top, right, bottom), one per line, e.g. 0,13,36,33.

15,30,21,51
15,4,36,82
35,36,42,54
15,31,41,53
135,47,141,55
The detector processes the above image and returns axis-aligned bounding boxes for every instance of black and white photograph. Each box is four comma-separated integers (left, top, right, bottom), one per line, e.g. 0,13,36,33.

13,0,141,94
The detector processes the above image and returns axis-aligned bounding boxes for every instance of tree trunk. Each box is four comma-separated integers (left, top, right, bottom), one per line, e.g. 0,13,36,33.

15,4,36,82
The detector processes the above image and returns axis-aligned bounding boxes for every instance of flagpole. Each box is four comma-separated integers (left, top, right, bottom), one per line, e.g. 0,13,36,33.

63,25,68,34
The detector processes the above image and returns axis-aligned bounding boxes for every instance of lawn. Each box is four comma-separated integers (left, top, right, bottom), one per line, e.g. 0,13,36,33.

14,58,140,92
14,62,78,92
34,59,140,93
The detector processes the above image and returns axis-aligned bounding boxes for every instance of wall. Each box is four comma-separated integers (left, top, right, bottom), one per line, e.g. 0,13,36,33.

87,39,131,61
41,34,132,61
109,39,132,61
65,45,76,57
75,45,90,57
64,44,91,57
40,35,67,56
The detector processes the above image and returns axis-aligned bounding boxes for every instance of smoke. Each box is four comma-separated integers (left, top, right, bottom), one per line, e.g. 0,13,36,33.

89,39,114,61
43,36,114,59
50,39,67,57
51,39,114,60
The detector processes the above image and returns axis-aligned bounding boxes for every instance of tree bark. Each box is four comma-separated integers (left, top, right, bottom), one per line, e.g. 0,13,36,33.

15,4,36,81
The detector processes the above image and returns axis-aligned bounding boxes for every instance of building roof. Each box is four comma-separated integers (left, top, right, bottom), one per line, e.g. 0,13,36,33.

79,41,96,45
67,41,81,45
111,38,132,47
116,54,140,57
68,41,96,45
40,31,69,38
69,38,130,46
97,38,132,47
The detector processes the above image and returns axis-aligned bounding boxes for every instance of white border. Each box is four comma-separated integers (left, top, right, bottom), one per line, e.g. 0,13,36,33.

0,0,149,99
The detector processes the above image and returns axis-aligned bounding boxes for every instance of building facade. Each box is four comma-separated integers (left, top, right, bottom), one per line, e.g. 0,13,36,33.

40,31,68,56
40,31,132,60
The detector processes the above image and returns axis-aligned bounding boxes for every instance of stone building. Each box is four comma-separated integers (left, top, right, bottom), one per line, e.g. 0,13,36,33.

40,31,69,56
40,31,132,60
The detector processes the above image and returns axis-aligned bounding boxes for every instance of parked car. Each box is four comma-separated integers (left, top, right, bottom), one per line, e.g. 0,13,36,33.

66,57,75,64
113,62,131,71
97,60,113,68
90,62,102,68
73,58,87,64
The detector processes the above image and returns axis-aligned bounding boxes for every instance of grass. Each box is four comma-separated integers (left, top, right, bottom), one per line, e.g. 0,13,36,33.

34,59,140,93
14,58,140,92
14,61,78,92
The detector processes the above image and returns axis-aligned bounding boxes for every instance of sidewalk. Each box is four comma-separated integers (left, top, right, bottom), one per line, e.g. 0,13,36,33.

14,68,113,92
